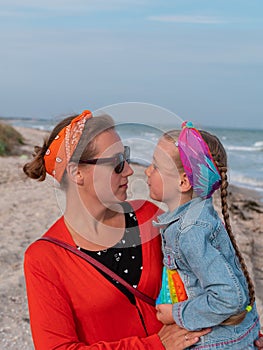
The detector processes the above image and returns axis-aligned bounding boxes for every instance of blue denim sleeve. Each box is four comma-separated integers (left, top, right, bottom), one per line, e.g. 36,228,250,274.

172,223,247,330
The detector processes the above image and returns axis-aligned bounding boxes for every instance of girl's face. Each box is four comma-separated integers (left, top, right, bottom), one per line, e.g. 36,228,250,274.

80,129,134,207
145,137,184,210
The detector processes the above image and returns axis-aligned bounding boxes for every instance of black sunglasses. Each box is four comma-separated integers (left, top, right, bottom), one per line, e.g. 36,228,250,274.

79,146,130,174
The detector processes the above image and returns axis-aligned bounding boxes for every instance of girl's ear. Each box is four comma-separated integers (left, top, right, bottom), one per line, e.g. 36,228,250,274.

179,173,192,193
66,162,84,185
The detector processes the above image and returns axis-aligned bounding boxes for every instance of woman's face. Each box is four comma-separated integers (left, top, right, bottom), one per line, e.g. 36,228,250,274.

81,129,134,207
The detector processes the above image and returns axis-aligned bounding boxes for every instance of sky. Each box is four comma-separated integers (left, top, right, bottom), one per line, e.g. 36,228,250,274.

0,0,263,129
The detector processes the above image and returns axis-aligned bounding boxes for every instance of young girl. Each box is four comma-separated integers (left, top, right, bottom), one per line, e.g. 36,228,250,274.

145,121,261,349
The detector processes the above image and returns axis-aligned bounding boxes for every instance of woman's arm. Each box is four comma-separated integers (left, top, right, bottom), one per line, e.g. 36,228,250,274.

24,254,164,350
24,255,211,350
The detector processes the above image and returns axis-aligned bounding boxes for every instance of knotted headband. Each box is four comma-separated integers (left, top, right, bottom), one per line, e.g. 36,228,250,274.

44,110,93,182
177,121,221,198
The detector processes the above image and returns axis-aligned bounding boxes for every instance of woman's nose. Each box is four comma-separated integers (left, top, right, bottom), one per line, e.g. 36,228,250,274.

123,160,134,176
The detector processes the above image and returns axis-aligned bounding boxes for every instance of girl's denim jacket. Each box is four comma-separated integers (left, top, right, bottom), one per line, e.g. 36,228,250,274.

154,197,260,349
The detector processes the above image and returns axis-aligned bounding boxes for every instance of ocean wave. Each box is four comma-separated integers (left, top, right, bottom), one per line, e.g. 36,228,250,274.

225,144,263,152
254,141,263,150
0,116,53,131
230,172,263,191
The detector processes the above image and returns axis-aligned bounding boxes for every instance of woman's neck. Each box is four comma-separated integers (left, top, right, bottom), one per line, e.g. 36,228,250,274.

64,201,126,251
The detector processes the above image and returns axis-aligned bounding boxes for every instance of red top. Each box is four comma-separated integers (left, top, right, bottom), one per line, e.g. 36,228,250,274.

24,200,164,349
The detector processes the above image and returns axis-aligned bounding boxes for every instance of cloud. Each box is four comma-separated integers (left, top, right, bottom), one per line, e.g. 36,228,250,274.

147,15,226,24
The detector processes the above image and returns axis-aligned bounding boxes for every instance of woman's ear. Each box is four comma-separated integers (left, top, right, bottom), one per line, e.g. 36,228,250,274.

179,173,192,193
66,162,84,185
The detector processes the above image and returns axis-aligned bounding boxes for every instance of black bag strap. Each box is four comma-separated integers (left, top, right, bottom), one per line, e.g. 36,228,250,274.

38,236,155,306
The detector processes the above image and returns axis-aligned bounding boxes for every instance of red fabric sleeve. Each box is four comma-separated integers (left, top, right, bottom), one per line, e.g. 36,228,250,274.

24,200,164,350
24,250,163,350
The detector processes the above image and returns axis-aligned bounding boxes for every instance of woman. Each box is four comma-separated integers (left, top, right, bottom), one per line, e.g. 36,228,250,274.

23,110,262,349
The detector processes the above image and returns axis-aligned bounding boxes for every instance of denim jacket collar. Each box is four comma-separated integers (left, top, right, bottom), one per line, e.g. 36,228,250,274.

153,197,207,228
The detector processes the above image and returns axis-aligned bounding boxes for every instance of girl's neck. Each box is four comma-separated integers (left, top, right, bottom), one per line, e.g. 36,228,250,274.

167,192,193,212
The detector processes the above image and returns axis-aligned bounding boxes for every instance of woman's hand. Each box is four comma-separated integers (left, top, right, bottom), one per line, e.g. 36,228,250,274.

156,304,174,324
158,323,211,350
158,322,263,350
255,333,263,349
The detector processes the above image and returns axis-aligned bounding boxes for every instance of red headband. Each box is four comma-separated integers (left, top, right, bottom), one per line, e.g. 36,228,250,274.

44,110,93,182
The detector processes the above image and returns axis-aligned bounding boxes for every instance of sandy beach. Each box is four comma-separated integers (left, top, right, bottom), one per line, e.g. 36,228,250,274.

0,126,262,349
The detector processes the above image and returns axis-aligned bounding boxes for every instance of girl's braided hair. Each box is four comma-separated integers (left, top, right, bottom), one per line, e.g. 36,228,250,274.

200,130,255,325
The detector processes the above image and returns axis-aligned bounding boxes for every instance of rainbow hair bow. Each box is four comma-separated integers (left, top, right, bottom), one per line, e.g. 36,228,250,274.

177,121,221,199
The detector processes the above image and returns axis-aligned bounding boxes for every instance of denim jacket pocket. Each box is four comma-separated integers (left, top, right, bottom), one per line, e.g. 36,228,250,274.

163,247,178,270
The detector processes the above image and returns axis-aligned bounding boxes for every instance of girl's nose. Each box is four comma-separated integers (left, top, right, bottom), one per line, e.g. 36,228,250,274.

145,164,152,177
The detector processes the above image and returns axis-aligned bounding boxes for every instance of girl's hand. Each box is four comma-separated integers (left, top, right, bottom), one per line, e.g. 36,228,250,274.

156,304,174,325
158,323,211,350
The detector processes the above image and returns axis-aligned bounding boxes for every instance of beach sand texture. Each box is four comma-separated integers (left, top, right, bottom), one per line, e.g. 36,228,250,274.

0,126,262,349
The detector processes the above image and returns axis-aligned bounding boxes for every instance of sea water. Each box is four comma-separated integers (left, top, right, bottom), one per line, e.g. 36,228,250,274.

206,127,263,196
1,116,263,198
